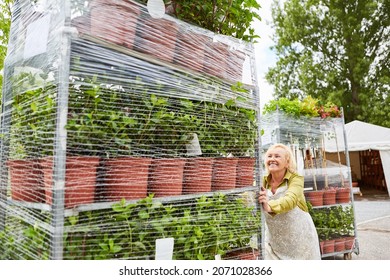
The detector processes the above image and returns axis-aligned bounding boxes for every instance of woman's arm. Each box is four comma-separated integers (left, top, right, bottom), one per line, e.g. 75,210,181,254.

267,175,304,214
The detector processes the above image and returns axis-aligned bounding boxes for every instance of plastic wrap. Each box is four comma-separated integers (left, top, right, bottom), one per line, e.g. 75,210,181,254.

0,0,261,260
261,110,357,257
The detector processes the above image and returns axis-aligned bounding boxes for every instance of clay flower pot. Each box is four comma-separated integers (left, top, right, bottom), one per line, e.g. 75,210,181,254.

182,157,214,194
334,237,346,252
344,236,355,250
304,190,324,207
336,187,350,204
224,248,259,260
103,157,152,201
6,159,44,203
323,188,337,205
225,48,246,82
235,157,255,188
148,158,186,197
319,240,325,254
174,28,210,73
203,41,229,79
135,14,179,63
90,0,141,48
322,239,335,254
41,156,100,208
211,157,239,191
71,14,91,36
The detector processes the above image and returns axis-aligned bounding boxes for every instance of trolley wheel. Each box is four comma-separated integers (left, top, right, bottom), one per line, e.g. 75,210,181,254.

343,253,352,260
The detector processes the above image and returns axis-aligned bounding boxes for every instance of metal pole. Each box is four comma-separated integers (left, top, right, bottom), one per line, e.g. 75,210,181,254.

50,0,72,260
248,43,264,260
0,0,21,230
340,107,360,255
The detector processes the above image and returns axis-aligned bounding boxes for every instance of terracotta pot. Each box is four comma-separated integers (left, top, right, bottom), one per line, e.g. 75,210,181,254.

90,0,141,48
319,240,325,254
322,239,335,254
103,157,152,201
344,236,355,251
226,48,246,82
182,157,214,194
235,157,255,188
6,159,44,203
148,158,185,197
174,29,210,73
336,187,350,204
334,237,346,252
211,157,239,191
71,14,91,36
323,188,337,205
135,15,179,63
224,248,259,260
203,41,228,79
41,156,100,208
304,190,324,207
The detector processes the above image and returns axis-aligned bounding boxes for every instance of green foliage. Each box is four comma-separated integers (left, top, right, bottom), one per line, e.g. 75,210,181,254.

0,193,260,260
0,214,51,260
135,93,195,156
65,75,258,158
262,95,341,118
266,0,390,127
10,72,56,158
66,76,142,157
308,203,355,241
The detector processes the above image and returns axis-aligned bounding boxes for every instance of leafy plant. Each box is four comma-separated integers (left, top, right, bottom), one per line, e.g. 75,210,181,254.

10,72,56,159
194,83,257,157
135,93,194,157
0,213,51,260
66,75,141,157
308,203,355,241
263,96,341,119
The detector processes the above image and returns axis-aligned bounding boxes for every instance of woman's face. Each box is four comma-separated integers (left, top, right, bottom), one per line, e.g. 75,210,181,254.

265,147,288,173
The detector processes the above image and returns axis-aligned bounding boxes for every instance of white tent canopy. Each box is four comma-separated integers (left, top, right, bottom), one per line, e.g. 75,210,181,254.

325,120,390,196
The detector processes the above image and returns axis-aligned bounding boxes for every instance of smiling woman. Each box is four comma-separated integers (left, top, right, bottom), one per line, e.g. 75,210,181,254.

258,143,321,260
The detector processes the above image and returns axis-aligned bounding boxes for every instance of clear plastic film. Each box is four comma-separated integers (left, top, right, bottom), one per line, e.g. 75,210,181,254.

0,0,261,260
261,110,358,258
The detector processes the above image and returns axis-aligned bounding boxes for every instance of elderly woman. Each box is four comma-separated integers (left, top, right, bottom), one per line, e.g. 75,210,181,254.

258,143,321,260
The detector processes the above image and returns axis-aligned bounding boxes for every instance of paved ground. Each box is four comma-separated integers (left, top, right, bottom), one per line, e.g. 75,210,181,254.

323,186,390,260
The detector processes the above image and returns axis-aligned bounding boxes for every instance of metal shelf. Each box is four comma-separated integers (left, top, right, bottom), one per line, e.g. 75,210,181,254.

5,186,258,217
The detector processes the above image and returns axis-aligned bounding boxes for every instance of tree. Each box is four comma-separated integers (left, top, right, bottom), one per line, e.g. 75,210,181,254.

266,0,390,127
0,0,13,101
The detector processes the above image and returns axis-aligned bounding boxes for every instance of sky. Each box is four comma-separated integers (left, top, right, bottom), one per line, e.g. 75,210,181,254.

253,1,277,112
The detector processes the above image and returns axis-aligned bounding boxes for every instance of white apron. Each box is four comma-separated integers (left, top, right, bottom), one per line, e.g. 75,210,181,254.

264,183,321,260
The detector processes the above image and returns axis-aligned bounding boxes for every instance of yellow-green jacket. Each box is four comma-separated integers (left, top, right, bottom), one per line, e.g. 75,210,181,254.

263,170,308,214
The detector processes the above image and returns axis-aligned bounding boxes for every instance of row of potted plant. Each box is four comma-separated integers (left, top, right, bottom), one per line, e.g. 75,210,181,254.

7,71,257,208
308,203,355,255
71,0,257,82
304,185,351,207
62,71,256,158
7,155,255,208
0,193,261,260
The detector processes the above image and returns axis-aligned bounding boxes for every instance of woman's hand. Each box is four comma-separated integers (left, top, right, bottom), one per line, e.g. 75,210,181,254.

259,187,272,213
